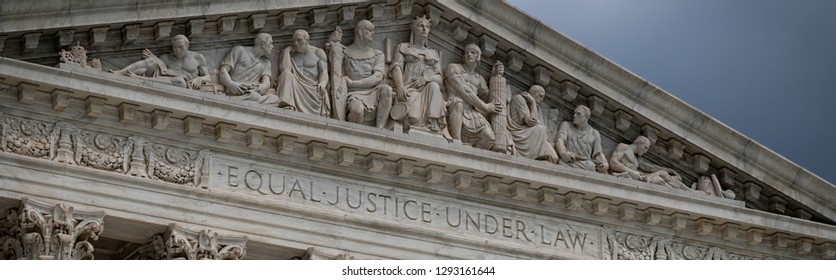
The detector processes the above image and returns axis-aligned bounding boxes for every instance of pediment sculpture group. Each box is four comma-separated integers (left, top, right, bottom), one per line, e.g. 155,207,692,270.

90,16,727,196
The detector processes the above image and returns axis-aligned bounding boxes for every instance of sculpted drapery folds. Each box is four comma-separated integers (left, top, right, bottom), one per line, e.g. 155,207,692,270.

391,16,445,133
218,33,279,104
555,105,609,173
444,44,504,149
609,136,692,191
113,35,211,90
276,29,330,116
507,85,558,163
341,20,393,128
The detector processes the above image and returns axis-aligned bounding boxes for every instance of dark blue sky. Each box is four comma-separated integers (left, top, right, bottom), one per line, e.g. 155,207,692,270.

508,0,836,184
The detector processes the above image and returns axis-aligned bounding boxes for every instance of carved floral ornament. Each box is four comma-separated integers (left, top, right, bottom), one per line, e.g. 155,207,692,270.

0,198,104,260
0,114,209,188
0,2,828,260
604,230,763,260
131,224,247,260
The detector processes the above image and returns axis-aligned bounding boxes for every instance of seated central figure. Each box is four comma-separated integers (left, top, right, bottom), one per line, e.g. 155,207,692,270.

390,16,445,133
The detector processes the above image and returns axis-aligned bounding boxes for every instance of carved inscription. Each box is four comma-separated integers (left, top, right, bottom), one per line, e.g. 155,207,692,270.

212,156,598,257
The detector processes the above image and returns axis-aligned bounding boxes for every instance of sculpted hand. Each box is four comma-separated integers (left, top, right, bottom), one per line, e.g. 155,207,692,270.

257,82,270,94
628,170,642,180
522,92,535,103
318,83,327,94
229,82,247,96
485,100,503,114
188,78,204,89
559,151,575,163
524,116,540,126
395,85,407,102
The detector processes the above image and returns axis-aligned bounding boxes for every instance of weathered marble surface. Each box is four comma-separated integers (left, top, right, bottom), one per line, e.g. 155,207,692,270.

0,0,834,260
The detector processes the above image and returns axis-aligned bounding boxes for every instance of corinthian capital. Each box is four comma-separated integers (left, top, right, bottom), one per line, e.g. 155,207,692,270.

0,198,105,260
133,224,247,260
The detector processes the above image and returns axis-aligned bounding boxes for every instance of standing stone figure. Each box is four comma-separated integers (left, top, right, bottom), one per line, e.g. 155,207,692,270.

609,135,691,190
218,33,278,104
276,29,329,116
113,35,211,89
341,20,393,128
444,43,503,149
390,16,445,133
507,85,558,162
555,105,608,173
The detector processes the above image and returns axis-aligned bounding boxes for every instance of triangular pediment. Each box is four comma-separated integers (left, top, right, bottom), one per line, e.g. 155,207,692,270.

1,0,833,260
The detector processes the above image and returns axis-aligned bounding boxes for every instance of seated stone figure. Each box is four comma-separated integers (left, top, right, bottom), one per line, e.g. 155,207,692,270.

341,20,393,128
391,16,445,133
444,43,503,149
276,29,329,116
609,135,691,190
218,33,279,104
507,85,558,163
555,105,608,173
114,35,211,89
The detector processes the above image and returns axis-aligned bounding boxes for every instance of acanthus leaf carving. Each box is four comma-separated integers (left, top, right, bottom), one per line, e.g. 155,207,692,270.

605,230,762,260
133,224,246,260
0,198,104,260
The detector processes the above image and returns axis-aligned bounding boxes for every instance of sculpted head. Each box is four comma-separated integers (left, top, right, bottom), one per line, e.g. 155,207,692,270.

572,105,591,126
463,43,481,65
356,20,375,44
255,33,274,56
411,15,431,40
171,35,190,58
633,135,652,156
529,85,545,103
292,29,310,53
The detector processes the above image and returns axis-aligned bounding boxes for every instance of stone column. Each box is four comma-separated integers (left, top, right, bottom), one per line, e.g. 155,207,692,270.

0,198,105,260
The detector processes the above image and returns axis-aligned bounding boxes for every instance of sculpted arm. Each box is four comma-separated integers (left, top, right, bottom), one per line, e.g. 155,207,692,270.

316,48,329,92
610,144,642,179
638,159,677,176
592,131,609,173
445,66,491,113
345,53,384,88
391,48,406,101
427,54,443,85
219,47,246,95
279,47,292,74
555,122,575,163
191,53,211,88
522,93,540,126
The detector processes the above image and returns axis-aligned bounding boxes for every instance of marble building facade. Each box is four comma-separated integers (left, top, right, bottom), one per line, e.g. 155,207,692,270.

0,0,833,260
